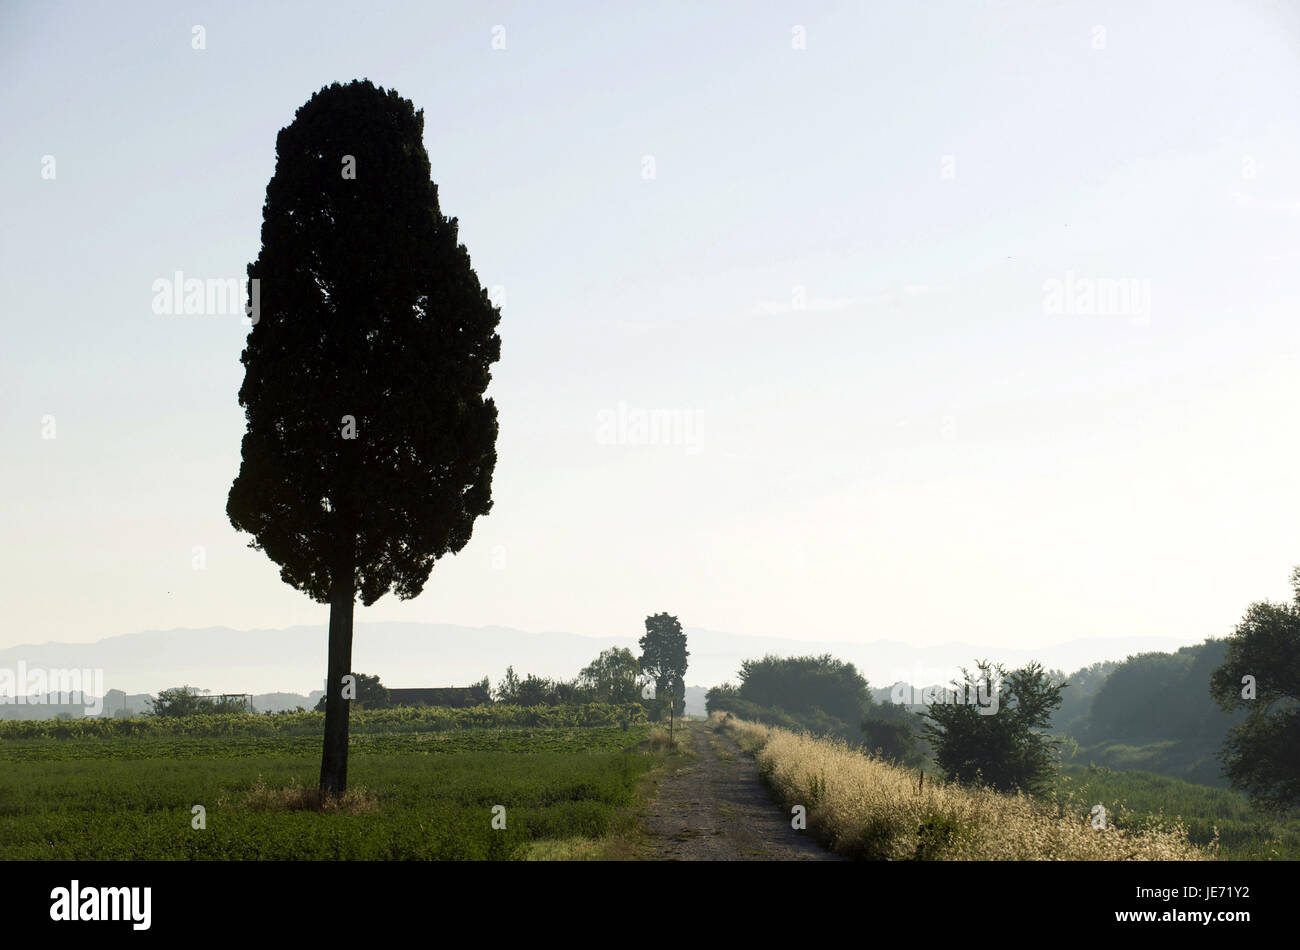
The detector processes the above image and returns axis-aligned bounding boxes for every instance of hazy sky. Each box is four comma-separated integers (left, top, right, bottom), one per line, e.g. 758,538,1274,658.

3,0,1299,653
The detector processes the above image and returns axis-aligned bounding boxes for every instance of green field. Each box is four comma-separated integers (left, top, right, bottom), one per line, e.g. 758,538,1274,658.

0,702,645,740
1053,763,1300,860
0,713,662,860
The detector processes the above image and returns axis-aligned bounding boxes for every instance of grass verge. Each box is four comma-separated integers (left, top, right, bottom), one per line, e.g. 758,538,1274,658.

715,714,1211,861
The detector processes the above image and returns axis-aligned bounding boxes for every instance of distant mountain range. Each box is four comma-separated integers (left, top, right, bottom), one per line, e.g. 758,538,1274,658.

0,622,1203,715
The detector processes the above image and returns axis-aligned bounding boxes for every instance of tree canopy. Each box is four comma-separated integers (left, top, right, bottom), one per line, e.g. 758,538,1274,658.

313,673,389,712
920,660,1065,794
734,653,869,726
227,79,500,608
1210,568,1300,813
147,687,251,717
578,647,643,704
639,613,688,704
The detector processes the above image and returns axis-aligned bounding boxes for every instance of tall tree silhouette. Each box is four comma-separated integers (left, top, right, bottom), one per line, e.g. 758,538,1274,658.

227,80,501,797
639,612,688,736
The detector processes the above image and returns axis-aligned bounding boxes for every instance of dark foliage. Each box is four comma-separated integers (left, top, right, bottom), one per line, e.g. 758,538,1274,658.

1210,568,1300,813
227,80,500,795
920,660,1064,794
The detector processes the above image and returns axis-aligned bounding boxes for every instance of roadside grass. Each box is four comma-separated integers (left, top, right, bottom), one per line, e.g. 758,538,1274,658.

644,725,693,756
714,714,1211,861
520,728,696,861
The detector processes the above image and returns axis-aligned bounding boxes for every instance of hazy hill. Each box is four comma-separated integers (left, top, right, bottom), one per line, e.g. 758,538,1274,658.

0,622,1199,700
1064,639,1246,786
872,641,1247,788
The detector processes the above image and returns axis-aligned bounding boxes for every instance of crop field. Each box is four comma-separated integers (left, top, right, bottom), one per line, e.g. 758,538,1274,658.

0,714,658,860
0,702,645,740
0,725,643,762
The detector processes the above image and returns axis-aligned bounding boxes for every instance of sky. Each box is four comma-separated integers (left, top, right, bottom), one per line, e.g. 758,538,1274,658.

2,0,1300,654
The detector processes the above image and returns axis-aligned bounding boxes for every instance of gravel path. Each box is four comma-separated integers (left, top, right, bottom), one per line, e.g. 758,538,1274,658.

639,720,844,860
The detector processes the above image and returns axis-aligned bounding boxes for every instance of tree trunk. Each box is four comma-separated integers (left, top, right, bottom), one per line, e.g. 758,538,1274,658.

319,537,356,799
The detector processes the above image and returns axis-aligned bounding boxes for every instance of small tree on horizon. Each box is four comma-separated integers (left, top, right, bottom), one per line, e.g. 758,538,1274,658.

147,686,212,717
494,666,521,704
147,686,251,717
578,647,642,704
313,672,389,712
227,80,501,798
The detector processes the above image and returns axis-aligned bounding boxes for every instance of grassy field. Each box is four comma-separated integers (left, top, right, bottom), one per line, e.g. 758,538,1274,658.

0,713,665,860
1067,738,1226,788
1053,763,1300,860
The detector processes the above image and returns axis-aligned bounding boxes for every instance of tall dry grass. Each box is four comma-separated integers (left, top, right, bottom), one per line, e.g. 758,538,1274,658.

644,725,691,755
220,775,382,814
715,714,1211,860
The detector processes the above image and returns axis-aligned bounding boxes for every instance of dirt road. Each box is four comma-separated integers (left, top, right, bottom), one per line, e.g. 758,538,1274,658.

638,719,844,860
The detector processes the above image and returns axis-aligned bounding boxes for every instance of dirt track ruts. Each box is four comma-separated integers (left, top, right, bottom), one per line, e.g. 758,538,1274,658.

638,720,844,860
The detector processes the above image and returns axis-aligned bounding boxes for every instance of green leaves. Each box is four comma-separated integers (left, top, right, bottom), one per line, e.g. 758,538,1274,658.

638,613,688,712
578,648,643,704
1210,571,1300,813
733,654,870,727
920,660,1065,794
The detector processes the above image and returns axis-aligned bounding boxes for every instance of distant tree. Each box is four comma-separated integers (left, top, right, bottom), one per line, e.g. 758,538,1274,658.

313,673,389,712
579,648,642,704
494,666,521,704
735,654,870,726
147,686,214,718
210,695,253,715
510,674,579,706
920,660,1065,794
704,682,739,714
1045,659,1120,734
148,689,256,717
639,613,688,736
709,655,917,754
226,80,502,798
512,675,551,706
861,700,924,766
1210,568,1300,813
